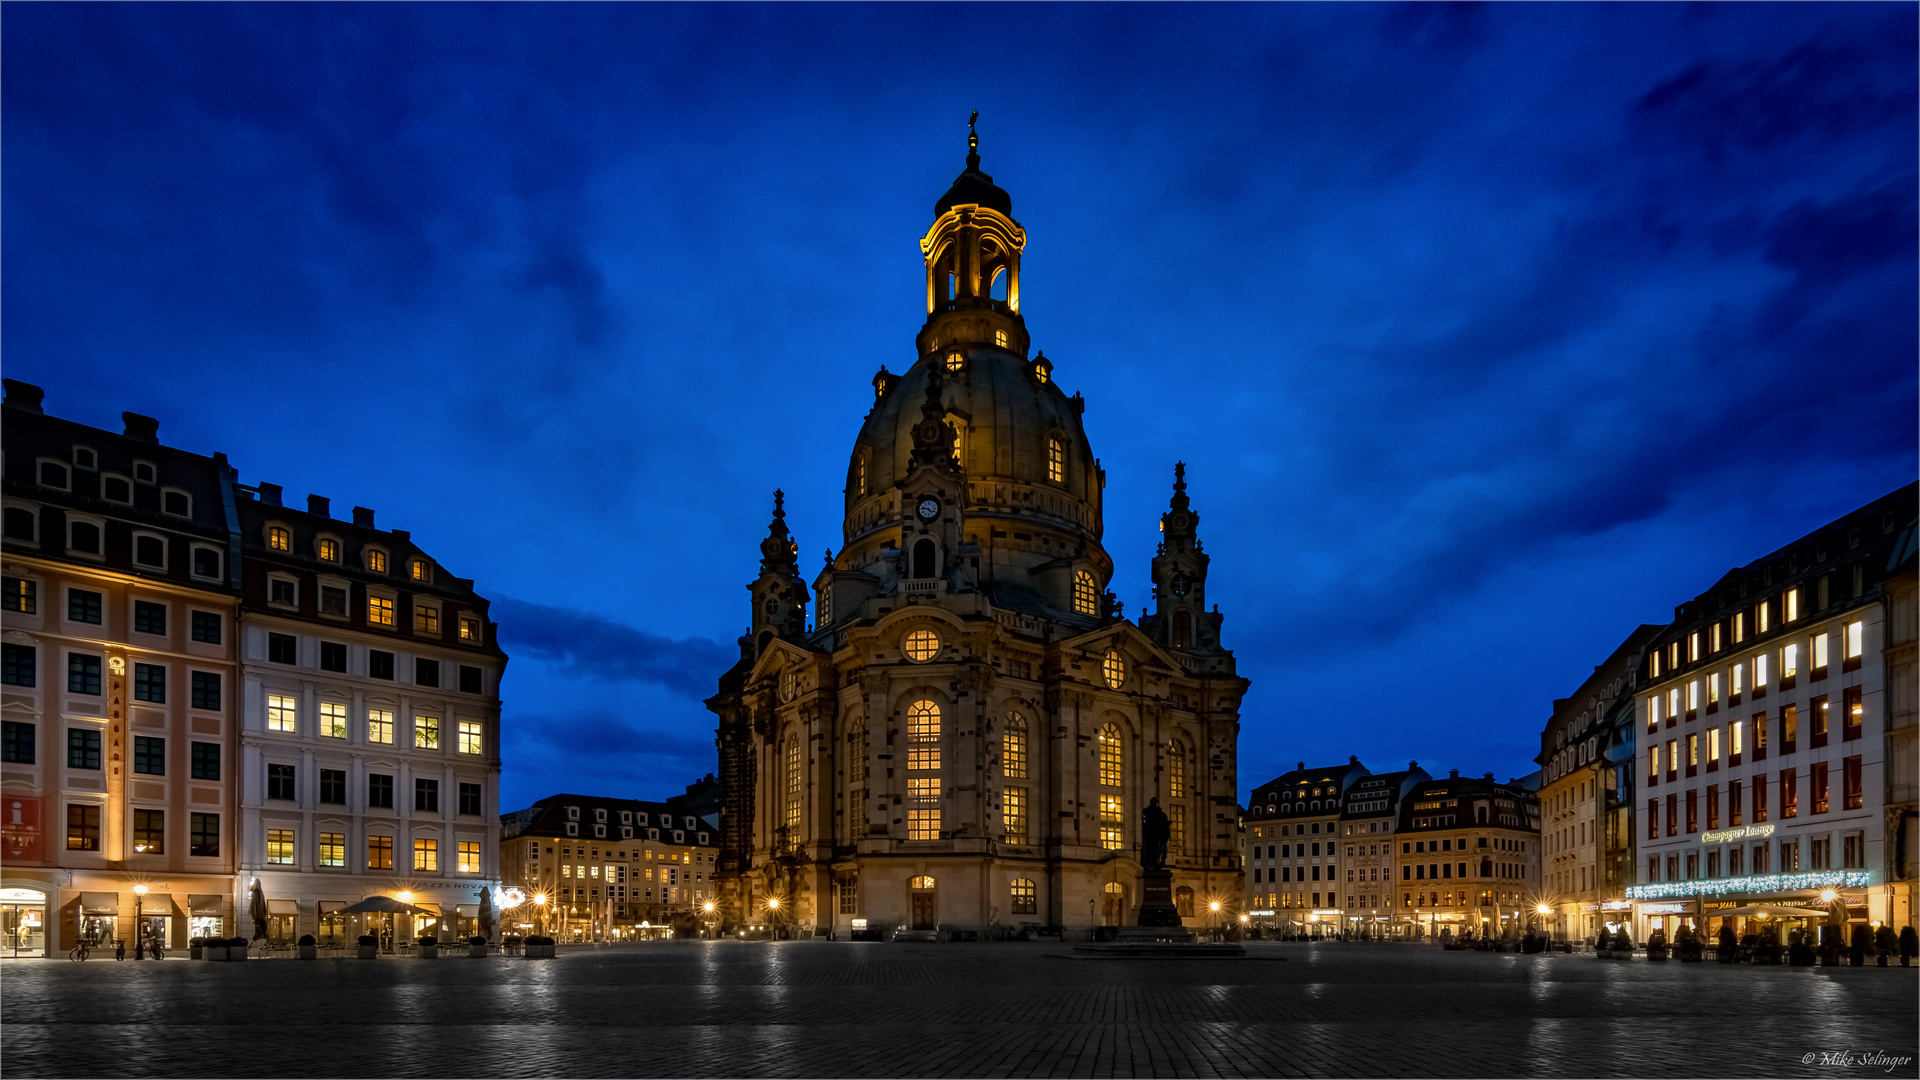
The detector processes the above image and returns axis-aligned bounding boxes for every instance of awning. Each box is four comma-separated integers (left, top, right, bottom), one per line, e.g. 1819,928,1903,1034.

456,905,478,917
135,892,175,911
317,900,348,914
413,902,440,915
267,900,298,915
80,892,117,914
188,894,224,916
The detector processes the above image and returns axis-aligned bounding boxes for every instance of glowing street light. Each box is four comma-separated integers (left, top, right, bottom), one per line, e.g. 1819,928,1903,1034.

132,885,149,961
1819,889,1838,904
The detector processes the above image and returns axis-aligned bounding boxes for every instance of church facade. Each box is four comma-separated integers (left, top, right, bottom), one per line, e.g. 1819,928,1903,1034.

708,127,1248,938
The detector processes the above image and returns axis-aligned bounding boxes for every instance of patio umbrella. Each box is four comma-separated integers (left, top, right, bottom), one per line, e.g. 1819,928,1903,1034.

335,896,434,915
248,880,268,942
478,888,495,941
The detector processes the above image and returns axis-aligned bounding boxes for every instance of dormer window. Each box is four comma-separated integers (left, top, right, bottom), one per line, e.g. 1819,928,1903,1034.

566,806,580,820
162,490,191,517
566,822,578,837
946,351,964,371
267,526,291,552
410,559,431,583
133,461,156,484
102,475,132,504
366,549,388,573
636,812,648,826
595,808,607,822
994,329,1008,348
622,826,633,839
317,538,340,562
458,615,481,643
619,811,632,824
38,460,70,490
72,447,97,470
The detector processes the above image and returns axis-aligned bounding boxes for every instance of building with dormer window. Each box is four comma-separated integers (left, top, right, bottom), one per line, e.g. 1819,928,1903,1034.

708,121,1249,939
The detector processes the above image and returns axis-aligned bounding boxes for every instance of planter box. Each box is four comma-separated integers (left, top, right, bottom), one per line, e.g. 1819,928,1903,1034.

189,946,203,960
418,945,439,959
358,945,378,959
206,947,228,961
526,943,555,958
469,944,488,958
231,945,249,960
299,945,317,959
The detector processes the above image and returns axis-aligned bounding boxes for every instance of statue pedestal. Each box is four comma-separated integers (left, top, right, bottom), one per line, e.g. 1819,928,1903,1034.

1119,869,1192,943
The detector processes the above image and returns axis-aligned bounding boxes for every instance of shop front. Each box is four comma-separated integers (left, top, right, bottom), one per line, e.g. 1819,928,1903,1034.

132,891,178,950
188,895,226,942
1627,869,1873,941
0,886,48,957
75,892,119,947
266,899,298,943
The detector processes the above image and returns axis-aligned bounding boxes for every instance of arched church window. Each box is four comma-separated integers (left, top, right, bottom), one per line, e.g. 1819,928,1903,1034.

1173,610,1192,649
1098,723,1123,787
1102,649,1125,689
846,720,867,841
1003,712,1027,780
1010,877,1036,915
783,736,802,835
913,538,937,579
1046,435,1065,483
1175,886,1195,918
990,266,1008,302
1167,742,1186,799
854,453,866,497
1073,570,1097,616
906,700,941,772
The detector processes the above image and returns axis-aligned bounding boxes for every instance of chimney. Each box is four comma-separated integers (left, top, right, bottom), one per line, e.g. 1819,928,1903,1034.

1349,755,1358,765
353,506,375,528
391,529,410,542
2,379,44,414
307,495,331,519
259,482,283,507
1449,769,1459,779
122,411,160,444
1296,761,1305,771
1485,772,1495,781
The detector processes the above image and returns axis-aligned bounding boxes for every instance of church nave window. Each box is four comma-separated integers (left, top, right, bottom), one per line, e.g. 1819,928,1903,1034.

1073,570,1098,616
1046,435,1065,483
906,700,941,771
1003,712,1027,779
903,629,940,662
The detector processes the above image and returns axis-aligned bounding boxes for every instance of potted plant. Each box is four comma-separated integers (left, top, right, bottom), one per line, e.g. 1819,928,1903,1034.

1677,925,1704,962
469,935,488,958
1849,924,1870,967
358,933,379,960
525,934,555,959
1819,924,1843,967
188,936,206,961
1788,927,1815,966
1874,925,1898,967
204,937,228,962
298,933,318,960
418,935,439,959
1756,925,1782,965
1901,926,1918,967
502,934,523,956
1717,925,1737,963
1645,929,1669,961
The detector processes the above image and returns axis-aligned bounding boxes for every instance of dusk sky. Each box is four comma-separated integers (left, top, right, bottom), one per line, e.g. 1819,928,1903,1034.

5,3,1914,811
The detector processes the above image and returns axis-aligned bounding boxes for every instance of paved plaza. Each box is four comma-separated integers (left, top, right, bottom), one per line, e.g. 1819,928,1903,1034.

3,940,1916,1078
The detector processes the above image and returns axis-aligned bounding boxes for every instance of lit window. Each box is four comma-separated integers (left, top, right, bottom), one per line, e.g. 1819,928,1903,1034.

267,526,290,552
413,838,438,871
994,329,1008,347
267,694,298,733
366,549,387,573
1785,587,1799,622
1733,613,1746,643
1102,649,1125,689
1010,877,1036,914
266,828,295,865
1755,653,1769,690
414,715,439,749
415,604,439,635
1732,664,1745,696
908,776,939,803
907,700,941,771
318,538,339,561
1003,712,1027,779
1046,436,1065,483
1758,601,1771,634
1813,633,1829,672
903,629,940,662
1168,742,1186,798
1688,632,1699,662
319,832,345,867
1100,794,1124,850
1731,721,1743,756
367,596,394,627
458,720,482,755
855,455,867,497
785,737,803,832
1845,621,1863,661
1782,643,1798,681
946,351,963,371
1098,723,1123,787
367,709,394,745
320,701,347,739
1073,570,1098,616
367,835,393,870
908,810,940,840
1003,787,1028,844
459,616,481,643
411,560,431,582
458,841,481,873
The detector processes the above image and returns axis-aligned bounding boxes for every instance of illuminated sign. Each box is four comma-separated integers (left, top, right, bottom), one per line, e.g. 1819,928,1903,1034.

1600,901,1633,911
1701,823,1774,845
1641,903,1687,914
1310,909,1341,915
1248,910,1276,916
850,918,868,929
1625,870,1870,901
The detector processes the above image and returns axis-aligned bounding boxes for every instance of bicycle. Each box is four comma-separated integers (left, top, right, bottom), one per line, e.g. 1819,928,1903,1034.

146,939,164,960
67,942,90,962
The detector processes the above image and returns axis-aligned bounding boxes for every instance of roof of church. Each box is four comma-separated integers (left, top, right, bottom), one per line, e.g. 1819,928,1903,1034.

934,114,1014,218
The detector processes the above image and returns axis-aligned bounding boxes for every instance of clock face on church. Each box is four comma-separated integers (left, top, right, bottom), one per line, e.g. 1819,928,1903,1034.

917,498,940,520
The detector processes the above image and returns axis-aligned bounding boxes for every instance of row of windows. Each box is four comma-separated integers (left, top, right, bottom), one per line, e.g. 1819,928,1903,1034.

0,645,227,708
0,513,221,577
1645,760,1865,837
266,828,480,873
264,524,432,583
264,634,485,690
1,583,226,642
36,450,161,491
1647,623,1865,727
64,804,220,857
263,763,484,814
1648,692,1866,784
1648,832,1866,881
1653,604,1863,679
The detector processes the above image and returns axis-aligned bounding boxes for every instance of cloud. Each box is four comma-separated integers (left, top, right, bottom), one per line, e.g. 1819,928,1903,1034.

491,597,735,701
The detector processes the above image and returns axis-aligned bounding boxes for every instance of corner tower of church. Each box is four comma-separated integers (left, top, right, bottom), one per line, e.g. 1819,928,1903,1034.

709,120,1248,939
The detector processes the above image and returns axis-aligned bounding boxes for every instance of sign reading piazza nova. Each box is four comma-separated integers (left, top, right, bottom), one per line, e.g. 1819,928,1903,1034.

1625,870,1870,901
1700,823,1775,845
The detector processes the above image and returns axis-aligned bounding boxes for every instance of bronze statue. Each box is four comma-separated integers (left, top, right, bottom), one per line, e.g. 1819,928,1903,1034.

1142,797,1170,870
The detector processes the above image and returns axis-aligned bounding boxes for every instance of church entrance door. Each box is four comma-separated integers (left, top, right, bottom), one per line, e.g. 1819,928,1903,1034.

911,892,937,931
1102,883,1126,926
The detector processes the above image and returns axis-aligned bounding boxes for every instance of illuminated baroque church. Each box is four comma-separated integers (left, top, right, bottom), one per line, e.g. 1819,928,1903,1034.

709,123,1247,936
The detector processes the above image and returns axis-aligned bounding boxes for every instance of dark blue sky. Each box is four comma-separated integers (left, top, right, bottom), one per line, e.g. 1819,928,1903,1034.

6,4,1914,810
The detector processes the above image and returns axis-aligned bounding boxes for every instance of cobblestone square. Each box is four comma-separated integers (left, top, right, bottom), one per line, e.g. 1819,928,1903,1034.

4,940,1916,1078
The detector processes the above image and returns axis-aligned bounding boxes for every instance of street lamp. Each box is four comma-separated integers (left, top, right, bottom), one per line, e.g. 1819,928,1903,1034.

132,885,148,961
1209,900,1221,939
534,893,548,938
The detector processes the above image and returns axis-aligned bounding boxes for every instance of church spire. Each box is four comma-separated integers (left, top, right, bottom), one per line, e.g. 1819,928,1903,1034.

1148,462,1218,652
749,489,807,650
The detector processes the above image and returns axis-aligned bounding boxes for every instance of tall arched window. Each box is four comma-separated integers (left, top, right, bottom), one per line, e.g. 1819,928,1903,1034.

783,736,802,834
1167,742,1188,855
1073,571,1098,616
1173,610,1192,648
854,453,867,497
1010,877,1036,915
912,539,937,579
906,700,941,840
1098,723,1124,850
1046,435,1065,483
1003,713,1027,780
846,720,867,842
